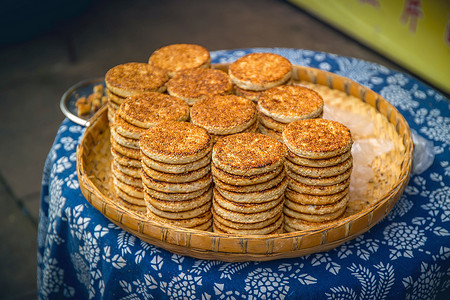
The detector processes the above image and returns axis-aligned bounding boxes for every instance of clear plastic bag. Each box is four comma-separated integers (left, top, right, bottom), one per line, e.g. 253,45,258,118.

411,129,435,175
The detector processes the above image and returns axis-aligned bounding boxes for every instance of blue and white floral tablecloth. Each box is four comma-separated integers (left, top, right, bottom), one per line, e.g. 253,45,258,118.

38,49,450,299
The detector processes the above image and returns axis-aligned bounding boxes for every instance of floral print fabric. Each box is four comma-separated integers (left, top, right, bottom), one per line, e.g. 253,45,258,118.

38,49,450,299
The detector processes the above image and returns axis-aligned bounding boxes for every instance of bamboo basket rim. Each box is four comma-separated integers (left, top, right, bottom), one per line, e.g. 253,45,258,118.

76,64,413,261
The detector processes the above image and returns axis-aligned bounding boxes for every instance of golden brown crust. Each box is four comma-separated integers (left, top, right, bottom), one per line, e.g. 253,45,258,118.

211,207,282,230
284,194,348,215
287,176,351,196
213,168,286,193
228,53,292,91
285,147,352,168
284,214,345,232
284,205,346,222
190,95,257,135
147,210,212,228
233,85,263,102
148,44,211,76
285,187,349,205
140,121,212,164
283,119,352,158
144,187,212,212
211,164,284,186
285,156,353,178
142,162,210,183
167,68,232,104
105,62,169,97
110,126,140,149
257,85,324,123
213,212,284,235
213,188,284,214
118,92,189,128
212,132,285,175
114,113,147,139
110,138,141,160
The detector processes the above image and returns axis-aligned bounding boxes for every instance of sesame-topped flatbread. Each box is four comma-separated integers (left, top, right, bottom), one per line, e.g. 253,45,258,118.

190,95,257,135
257,85,324,123
148,43,211,77
167,68,232,105
118,92,189,129
140,121,212,164
212,132,285,176
105,62,169,97
228,53,292,91
283,119,352,159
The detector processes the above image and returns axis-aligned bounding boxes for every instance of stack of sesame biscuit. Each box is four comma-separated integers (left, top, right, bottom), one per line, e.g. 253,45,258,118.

190,94,258,143
148,43,211,77
167,68,233,106
139,121,214,231
257,85,324,142
211,133,287,234
104,62,169,125
282,119,353,232
111,93,189,212
228,52,292,102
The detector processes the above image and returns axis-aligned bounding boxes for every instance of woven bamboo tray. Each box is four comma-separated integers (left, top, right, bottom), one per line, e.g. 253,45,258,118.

76,64,413,262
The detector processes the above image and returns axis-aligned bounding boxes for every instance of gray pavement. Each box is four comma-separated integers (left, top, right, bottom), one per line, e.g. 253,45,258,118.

0,0,406,298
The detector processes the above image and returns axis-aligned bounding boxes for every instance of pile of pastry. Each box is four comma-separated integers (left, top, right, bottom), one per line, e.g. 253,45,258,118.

104,43,353,234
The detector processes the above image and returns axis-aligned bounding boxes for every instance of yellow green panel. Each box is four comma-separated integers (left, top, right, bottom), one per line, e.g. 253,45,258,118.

289,0,450,94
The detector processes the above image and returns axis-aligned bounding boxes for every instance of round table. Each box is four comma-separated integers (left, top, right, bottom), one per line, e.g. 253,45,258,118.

38,48,450,299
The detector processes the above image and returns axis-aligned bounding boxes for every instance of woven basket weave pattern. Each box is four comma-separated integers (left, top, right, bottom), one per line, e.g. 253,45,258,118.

77,65,413,262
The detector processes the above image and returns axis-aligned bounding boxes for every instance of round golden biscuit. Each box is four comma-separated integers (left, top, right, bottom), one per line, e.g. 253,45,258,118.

140,121,212,164
257,109,287,132
257,85,323,123
284,205,346,222
284,194,349,215
118,92,189,129
190,94,257,135
110,138,141,160
106,89,126,106
148,43,211,77
257,123,283,143
142,152,211,174
212,132,285,176
234,85,263,102
288,177,350,196
146,198,211,220
286,167,352,186
112,160,141,178
111,147,141,168
283,214,345,232
115,196,147,213
143,185,210,201
213,168,285,193
105,62,169,97
144,187,212,212
213,213,283,235
167,68,233,105
285,156,353,178
211,207,282,230
114,113,147,139
212,163,283,186
114,185,145,205
110,126,140,149
213,188,284,214
285,187,349,206
286,147,352,168
216,176,287,203
113,176,144,198
283,119,353,159
147,210,212,229
228,53,292,91
111,162,142,188
141,169,212,193
212,196,284,224
142,162,210,183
